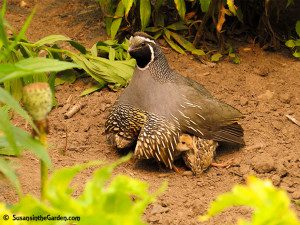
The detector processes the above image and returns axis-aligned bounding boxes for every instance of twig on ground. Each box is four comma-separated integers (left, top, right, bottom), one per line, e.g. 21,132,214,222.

64,102,87,119
285,114,300,127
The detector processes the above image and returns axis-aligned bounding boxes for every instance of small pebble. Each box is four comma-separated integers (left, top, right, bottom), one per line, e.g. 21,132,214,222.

258,90,274,101
240,96,248,106
292,190,300,199
279,93,292,104
182,171,193,176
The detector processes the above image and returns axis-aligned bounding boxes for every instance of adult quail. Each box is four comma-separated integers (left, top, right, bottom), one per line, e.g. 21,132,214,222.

105,32,244,171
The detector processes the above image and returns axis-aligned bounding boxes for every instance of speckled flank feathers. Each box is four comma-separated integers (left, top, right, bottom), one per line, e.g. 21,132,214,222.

105,32,244,171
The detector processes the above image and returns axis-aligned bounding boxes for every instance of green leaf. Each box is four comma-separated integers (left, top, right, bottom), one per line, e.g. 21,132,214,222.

111,18,123,40
169,31,195,51
122,0,134,18
174,0,186,20
13,126,51,167
0,58,80,82
140,0,151,31
191,49,205,56
211,53,222,62
110,1,125,39
227,0,236,16
68,40,87,54
55,70,77,86
0,108,19,155
293,51,300,58
296,20,300,37
286,0,294,7
0,158,21,196
1,0,7,17
285,40,295,48
0,87,37,132
168,31,204,55
109,47,116,60
199,0,211,12
144,27,162,33
166,22,188,31
80,82,106,96
163,35,185,54
34,35,70,48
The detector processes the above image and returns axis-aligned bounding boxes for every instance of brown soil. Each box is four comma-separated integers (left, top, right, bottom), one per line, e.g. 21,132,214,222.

2,0,300,224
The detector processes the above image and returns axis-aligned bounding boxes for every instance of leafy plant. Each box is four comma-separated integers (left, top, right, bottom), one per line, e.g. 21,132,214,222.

0,88,51,196
2,156,163,225
285,20,300,58
200,176,300,225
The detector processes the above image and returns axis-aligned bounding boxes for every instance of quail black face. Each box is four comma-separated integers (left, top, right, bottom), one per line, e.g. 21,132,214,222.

128,33,156,70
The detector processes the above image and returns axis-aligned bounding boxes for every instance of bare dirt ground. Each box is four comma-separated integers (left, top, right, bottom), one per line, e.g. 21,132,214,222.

1,0,300,224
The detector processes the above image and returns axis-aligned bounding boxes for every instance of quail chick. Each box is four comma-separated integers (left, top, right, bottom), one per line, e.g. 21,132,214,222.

177,134,218,174
105,32,244,171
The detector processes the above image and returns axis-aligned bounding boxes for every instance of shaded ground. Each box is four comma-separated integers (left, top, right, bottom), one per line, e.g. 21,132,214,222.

1,0,300,224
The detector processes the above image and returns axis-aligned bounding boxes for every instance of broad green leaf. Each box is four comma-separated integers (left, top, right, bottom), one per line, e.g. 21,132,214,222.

293,51,300,58
294,39,300,46
68,40,87,54
0,14,8,49
13,126,51,167
80,82,106,96
163,35,185,54
122,0,134,18
110,1,125,39
169,31,195,51
34,35,70,48
145,27,162,33
1,0,7,17
286,0,294,7
285,40,295,48
227,0,236,16
140,0,151,31
0,108,19,155
166,22,188,31
296,20,300,37
211,53,222,62
191,49,205,56
199,0,211,12
0,158,21,196
111,18,123,39
174,0,186,20
0,58,80,82
55,70,77,86
153,30,163,39
0,87,37,132
109,47,116,60
200,176,300,225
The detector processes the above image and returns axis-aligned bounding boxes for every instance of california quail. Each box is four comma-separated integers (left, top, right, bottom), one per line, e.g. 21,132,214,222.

105,32,244,170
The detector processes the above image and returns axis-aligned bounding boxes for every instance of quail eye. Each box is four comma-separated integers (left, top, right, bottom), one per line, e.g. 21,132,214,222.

141,42,146,46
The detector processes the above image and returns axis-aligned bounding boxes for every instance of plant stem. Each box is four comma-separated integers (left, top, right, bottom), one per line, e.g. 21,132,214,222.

36,120,48,201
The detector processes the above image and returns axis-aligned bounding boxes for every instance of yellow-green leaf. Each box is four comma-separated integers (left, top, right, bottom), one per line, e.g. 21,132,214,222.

122,0,134,18
285,40,295,48
199,0,211,12
163,35,185,54
140,0,151,31
174,0,186,20
296,20,300,37
227,0,237,15
211,53,222,62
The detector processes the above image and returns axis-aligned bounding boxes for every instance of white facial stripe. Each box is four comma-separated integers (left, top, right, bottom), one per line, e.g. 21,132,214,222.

136,36,156,45
137,44,155,71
